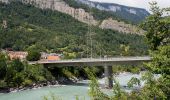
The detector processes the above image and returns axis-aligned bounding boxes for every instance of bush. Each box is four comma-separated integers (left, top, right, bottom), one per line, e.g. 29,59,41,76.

26,49,41,61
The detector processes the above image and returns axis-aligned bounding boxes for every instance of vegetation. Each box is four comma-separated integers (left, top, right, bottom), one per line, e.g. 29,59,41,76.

26,45,41,61
63,0,125,21
0,1,148,58
1,1,169,100
0,52,54,88
112,65,144,74
140,3,170,50
139,2,170,98
0,52,7,79
63,0,149,24
87,2,170,100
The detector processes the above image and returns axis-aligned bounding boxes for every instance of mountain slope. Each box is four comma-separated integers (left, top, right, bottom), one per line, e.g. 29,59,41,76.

75,0,150,24
62,0,146,34
0,1,148,57
0,0,145,34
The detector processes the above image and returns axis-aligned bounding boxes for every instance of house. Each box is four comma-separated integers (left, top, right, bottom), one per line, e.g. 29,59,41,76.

40,52,62,61
7,51,28,61
47,55,60,61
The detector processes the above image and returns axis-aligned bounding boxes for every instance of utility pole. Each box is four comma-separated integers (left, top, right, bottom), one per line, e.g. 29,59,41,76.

89,5,93,59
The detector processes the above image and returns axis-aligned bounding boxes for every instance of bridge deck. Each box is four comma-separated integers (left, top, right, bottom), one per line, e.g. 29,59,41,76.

29,56,151,66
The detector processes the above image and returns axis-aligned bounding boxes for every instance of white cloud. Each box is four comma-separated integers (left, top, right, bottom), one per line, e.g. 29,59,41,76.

89,0,170,11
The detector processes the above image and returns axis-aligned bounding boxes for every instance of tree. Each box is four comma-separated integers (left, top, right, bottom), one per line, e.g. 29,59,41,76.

12,72,24,88
142,45,170,99
26,50,41,61
26,45,41,61
140,2,170,99
120,44,131,56
0,52,7,79
10,59,25,72
4,59,25,87
140,2,170,50
84,68,110,100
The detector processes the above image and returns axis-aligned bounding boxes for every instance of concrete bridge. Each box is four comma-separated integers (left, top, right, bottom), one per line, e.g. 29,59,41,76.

29,56,151,88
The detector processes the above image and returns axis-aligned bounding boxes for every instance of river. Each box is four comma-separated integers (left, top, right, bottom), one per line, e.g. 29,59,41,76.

0,72,146,100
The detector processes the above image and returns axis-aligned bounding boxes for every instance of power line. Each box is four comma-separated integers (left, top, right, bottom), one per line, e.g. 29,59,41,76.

87,4,93,59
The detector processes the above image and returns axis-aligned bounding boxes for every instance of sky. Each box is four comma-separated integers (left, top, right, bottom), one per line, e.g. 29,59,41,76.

89,0,170,11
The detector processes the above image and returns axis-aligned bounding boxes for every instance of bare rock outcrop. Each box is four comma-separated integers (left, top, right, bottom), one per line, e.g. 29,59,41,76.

0,0,98,25
100,18,144,35
23,0,98,25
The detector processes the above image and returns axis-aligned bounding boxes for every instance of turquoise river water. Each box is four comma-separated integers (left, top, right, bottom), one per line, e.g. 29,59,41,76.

0,72,145,100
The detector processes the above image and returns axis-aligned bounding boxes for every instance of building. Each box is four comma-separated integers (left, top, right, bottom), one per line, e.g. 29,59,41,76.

7,51,62,61
47,55,60,61
41,52,62,61
7,51,28,61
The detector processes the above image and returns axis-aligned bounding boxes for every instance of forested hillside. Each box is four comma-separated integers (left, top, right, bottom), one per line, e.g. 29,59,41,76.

0,1,148,57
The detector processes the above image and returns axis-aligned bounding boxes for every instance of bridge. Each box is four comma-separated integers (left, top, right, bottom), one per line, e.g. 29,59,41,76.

29,56,151,66
29,56,151,88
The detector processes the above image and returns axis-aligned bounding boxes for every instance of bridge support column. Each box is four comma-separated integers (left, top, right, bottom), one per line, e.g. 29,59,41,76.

104,65,113,88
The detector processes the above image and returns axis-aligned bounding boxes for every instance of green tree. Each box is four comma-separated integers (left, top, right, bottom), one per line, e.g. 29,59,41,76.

84,68,110,100
140,2,170,99
0,52,7,79
120,44,131,56
4,59,25,87
12,72,25,88
141,2,170,50
26,48,41,61
10,59,25,72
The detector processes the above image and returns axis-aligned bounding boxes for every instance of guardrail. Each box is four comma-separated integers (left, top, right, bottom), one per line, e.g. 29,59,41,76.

29,56,151,64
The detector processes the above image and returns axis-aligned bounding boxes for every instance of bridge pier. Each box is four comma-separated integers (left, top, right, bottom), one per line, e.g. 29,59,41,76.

104,65,113,88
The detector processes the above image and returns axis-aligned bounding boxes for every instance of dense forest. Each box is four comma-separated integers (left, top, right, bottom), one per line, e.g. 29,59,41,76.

0,1,148,58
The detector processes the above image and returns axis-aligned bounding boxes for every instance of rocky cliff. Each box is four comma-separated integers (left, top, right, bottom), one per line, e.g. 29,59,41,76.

1,0,98,25
76,0,150,23
100,18,144,35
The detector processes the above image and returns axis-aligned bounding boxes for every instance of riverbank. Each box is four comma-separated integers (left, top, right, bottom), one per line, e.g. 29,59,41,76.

0,72,146,100
0,72,151,94
0,76,78,93
0,81,57,93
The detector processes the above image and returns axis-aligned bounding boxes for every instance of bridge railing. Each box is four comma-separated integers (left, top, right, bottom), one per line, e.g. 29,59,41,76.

29,56,151,64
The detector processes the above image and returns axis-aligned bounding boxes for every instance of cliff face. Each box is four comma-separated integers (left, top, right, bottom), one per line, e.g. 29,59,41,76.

100,18,144,35
1,0,98,25
76,0,150,24
31,0,98,25
0,0,144,34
